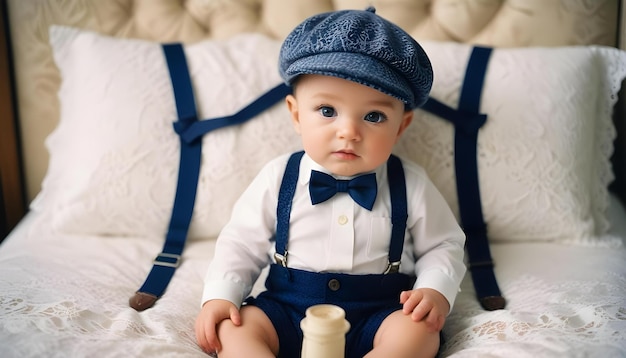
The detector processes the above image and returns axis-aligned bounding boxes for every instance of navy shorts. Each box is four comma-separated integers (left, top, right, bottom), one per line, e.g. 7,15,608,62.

244,264,415,358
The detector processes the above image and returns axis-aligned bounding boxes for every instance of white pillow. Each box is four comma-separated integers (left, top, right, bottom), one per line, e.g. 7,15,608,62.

396,41,626,244
37,26,301,241
39,26,626,245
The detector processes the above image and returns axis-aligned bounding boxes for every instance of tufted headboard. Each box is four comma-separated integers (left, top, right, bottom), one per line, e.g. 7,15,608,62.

1,0,625,236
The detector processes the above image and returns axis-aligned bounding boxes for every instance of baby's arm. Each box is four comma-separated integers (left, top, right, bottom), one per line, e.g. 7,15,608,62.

399,288,450,332
195,299,241,354
401,162,466,331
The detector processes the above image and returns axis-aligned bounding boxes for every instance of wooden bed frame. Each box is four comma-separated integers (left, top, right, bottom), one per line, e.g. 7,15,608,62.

1,0,625,240
0,0,25,240
614,6,626,205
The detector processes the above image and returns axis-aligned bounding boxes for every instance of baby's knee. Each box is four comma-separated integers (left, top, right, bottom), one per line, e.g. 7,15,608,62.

372,311,440,358
216,306,279,357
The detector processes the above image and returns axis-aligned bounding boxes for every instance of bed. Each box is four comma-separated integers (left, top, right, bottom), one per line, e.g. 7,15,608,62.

1,0,625,357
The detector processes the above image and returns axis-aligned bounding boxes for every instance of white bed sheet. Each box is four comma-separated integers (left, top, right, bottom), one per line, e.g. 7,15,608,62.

1,196,625,358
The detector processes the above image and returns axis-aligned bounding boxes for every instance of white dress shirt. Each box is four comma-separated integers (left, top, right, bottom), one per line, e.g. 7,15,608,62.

202,153,466,309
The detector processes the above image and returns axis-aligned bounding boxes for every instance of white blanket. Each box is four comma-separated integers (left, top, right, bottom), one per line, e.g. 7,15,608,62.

1,196,625,357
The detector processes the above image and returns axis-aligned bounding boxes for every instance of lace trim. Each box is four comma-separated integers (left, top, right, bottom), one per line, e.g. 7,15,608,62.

443,274,626,356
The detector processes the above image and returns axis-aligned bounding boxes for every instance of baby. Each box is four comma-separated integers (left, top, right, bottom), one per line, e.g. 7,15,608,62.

195,7,466,358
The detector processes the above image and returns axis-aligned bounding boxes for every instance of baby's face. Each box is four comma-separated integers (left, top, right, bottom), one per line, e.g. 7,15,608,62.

286,74,413,177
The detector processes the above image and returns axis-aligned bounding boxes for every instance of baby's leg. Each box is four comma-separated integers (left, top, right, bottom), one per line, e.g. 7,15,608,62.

215,305,279,358
366,310,440,358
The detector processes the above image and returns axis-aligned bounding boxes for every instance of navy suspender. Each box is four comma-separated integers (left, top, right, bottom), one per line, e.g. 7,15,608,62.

421,46,505,310
129,44,201,311
273,151,305,267
274,152,407,274
385,154,407,273
129,44,291,311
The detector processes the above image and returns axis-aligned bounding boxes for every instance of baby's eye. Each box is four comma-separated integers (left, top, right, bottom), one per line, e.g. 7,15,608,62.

364,111,387,123
318,106,336,118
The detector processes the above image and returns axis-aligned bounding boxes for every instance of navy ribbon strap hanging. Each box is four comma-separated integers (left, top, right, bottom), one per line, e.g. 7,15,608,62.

129,43,291,311
129,43,201,311
421,46,506,311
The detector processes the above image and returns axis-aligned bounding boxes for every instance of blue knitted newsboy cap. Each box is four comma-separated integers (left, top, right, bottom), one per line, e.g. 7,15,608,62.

279,7,433,110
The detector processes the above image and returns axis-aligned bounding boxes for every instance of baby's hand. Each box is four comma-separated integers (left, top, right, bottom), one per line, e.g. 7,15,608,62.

399,288,450,332
195,299,241,354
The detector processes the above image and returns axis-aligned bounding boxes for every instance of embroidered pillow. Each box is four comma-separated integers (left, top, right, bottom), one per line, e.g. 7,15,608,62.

36,26,301,241
395,41,626,244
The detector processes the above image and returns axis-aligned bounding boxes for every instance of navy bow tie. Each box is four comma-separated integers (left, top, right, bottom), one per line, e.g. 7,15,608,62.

309,170,378,210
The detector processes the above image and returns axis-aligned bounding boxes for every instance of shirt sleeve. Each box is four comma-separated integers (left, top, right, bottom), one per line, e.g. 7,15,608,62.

201,155,288,308
404,161,467,311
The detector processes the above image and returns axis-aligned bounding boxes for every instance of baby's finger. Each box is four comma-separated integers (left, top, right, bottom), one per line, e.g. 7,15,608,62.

229,306,242,326
399,290,410,304
195,320,220,354
204,323,222,353
424,309,444,332
401,290,424,314
195,319,210,352
409,299,432,322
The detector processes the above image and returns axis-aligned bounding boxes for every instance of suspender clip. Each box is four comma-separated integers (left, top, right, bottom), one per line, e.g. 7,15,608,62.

153,252,181,268
274,251,288,267
384,261,401,274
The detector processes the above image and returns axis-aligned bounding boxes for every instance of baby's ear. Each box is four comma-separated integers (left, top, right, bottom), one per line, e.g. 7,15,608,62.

396,110,413,140
286,94,302,134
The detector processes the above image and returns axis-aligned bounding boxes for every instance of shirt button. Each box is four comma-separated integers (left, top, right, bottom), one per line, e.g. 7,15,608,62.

328,279,341,291
337,215,348,225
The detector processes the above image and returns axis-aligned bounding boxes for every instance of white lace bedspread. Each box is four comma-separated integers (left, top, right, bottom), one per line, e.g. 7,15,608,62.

1,197,625,357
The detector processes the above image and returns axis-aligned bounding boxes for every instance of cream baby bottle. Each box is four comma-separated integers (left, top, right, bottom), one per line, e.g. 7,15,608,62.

300,304,351,358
